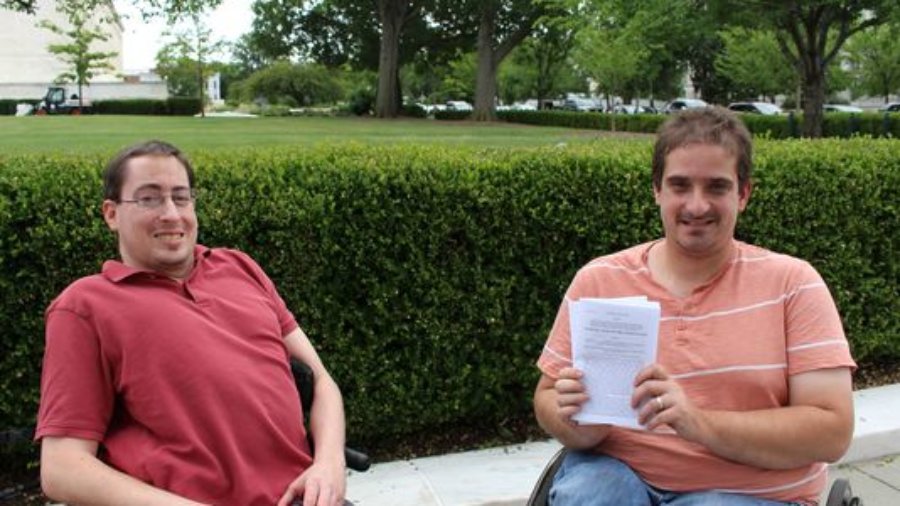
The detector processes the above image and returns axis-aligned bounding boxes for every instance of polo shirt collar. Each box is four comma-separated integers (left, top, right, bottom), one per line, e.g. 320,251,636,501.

102,245,211,283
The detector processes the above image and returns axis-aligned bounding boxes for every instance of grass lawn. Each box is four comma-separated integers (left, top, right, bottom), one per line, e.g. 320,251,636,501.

0,115,650,155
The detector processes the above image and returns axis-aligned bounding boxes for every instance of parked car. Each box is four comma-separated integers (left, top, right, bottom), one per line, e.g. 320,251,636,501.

562,97,603,112
824,104,864,113
613,104,656,114
880,102,900,113
445,100,473,111
663,98,708,113
727,101,783,115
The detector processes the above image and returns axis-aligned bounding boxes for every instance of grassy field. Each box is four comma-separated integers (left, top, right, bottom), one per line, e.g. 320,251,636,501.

0,115,650,154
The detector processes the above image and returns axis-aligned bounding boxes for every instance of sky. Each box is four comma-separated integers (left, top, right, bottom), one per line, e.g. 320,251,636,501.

113,0,254,72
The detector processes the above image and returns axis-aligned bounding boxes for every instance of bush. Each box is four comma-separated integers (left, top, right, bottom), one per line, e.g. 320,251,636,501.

347,87,375,116
401,103,427,118
90,98,201,116
0,141,897,467
239,61,345,107
434,109,471,120
499,110,900,138
0,99,38,116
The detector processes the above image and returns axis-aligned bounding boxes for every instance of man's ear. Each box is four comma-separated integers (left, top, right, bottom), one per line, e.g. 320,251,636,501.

102,200,119,231
738,181,753,211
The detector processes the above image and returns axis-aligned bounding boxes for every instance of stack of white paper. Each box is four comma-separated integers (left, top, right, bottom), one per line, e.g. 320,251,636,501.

570,296,661,428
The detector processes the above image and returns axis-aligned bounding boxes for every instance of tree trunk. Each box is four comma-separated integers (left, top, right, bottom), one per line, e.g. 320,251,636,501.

473,11,496,122
375,0,405,119
801,65,825,138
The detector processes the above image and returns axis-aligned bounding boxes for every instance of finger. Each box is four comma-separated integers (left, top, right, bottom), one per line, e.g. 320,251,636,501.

633,363,668,386
277,487,298,506
303,480,320,506
558,367,584,380
631,380,666,408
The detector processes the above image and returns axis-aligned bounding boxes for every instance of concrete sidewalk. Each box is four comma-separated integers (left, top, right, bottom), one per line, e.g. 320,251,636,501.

346,383,900,505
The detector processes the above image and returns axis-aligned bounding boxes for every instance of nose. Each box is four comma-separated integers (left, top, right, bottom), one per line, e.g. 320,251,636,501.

684,188,711,216
158,196,181,220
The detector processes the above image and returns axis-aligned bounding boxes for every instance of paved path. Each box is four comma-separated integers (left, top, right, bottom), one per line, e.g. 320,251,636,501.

346,383,900,505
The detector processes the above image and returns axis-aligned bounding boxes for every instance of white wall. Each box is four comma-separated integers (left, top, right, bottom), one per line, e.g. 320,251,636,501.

0,81,168,101
0,0,123,87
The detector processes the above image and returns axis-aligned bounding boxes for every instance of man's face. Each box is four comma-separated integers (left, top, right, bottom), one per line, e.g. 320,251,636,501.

102,155,198,279
654,143,750,259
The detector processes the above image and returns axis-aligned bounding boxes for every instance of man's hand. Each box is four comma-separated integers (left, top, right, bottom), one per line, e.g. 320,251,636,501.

534,368,611,449
276,460,346,506
630,363,854,469
631,363,705,440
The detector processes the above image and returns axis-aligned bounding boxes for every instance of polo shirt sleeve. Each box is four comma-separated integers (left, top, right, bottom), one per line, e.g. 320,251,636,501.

36,306,115,442
784,262,856,376
537,267,598,379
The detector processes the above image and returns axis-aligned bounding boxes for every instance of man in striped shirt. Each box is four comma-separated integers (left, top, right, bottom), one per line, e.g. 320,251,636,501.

534,107,855,505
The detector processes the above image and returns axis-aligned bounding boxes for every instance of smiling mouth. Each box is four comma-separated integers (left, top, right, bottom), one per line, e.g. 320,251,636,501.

155,232,185,240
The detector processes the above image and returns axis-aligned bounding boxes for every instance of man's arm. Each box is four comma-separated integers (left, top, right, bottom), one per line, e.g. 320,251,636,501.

41,437,206,505
633,366,854,470
278,327,346,506
533,368,612,450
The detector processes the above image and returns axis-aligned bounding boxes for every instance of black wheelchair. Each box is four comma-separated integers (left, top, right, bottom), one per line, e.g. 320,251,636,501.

0,358,368,503
527,448,863,506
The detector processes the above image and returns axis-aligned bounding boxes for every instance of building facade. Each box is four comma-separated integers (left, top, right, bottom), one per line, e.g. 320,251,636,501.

0,0,164,100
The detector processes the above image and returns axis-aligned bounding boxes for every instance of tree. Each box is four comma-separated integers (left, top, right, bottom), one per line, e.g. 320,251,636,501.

721,0,900,137
843,23,900,103
461,0,543,121
157,11,226,116
497,23,583,107
2,0,34,13
250,0,443,118
715,27,797,103
574,27,646,130
38,0,118,111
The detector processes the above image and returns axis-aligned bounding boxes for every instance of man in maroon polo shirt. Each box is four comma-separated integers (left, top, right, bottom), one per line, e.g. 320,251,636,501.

36,140,346,506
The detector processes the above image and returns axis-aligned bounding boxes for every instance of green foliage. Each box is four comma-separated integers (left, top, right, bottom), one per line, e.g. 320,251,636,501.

498,110,900,139
91,98,201,116
1,142,897,468
844,23,900,102
434,109,472,121
715,27,797,101
0,100,37,116
239,61,345,107
37,0,118,109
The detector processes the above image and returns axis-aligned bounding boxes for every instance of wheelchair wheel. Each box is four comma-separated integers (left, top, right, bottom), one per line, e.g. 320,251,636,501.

826,478,853,506
526,448,567,506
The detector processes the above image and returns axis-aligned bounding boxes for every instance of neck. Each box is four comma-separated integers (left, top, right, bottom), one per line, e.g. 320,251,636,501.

649,239,735,297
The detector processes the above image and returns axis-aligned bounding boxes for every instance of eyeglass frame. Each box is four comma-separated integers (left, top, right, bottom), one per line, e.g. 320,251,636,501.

116,188,197,210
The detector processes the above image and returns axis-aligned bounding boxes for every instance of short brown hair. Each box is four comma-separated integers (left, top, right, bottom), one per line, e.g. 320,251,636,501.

103,140,194,201
652,107,752,194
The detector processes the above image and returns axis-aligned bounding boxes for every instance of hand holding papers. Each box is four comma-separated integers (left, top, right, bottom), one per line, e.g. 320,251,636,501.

570,296,661,428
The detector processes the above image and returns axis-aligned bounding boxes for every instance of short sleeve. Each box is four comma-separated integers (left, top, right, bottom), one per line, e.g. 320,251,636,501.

36,307,115,441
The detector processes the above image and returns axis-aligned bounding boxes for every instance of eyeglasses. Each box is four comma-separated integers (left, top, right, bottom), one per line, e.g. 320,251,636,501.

118,189,196,209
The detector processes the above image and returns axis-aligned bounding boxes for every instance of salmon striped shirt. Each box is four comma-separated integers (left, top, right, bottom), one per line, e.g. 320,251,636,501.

538,239,855,504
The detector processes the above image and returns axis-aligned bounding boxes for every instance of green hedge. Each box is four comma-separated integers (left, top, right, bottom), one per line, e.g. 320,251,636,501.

0,99,38,116
91,97,202,116
1,141,898,461
498,110,900,138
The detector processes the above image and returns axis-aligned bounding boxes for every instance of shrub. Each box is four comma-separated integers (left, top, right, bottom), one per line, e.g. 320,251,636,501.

90,98,201,116
0,99,38,116
239,61,345,107
499,110,900,138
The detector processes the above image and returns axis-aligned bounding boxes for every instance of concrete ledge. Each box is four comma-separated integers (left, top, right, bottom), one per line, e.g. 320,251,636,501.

840,383,900,463
347,384,900,506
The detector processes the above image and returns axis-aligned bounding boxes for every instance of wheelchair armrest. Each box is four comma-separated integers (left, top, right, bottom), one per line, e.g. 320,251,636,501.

290,358,371,473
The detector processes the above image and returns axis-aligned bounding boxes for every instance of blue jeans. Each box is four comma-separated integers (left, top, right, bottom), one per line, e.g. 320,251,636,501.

549,451,798,506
